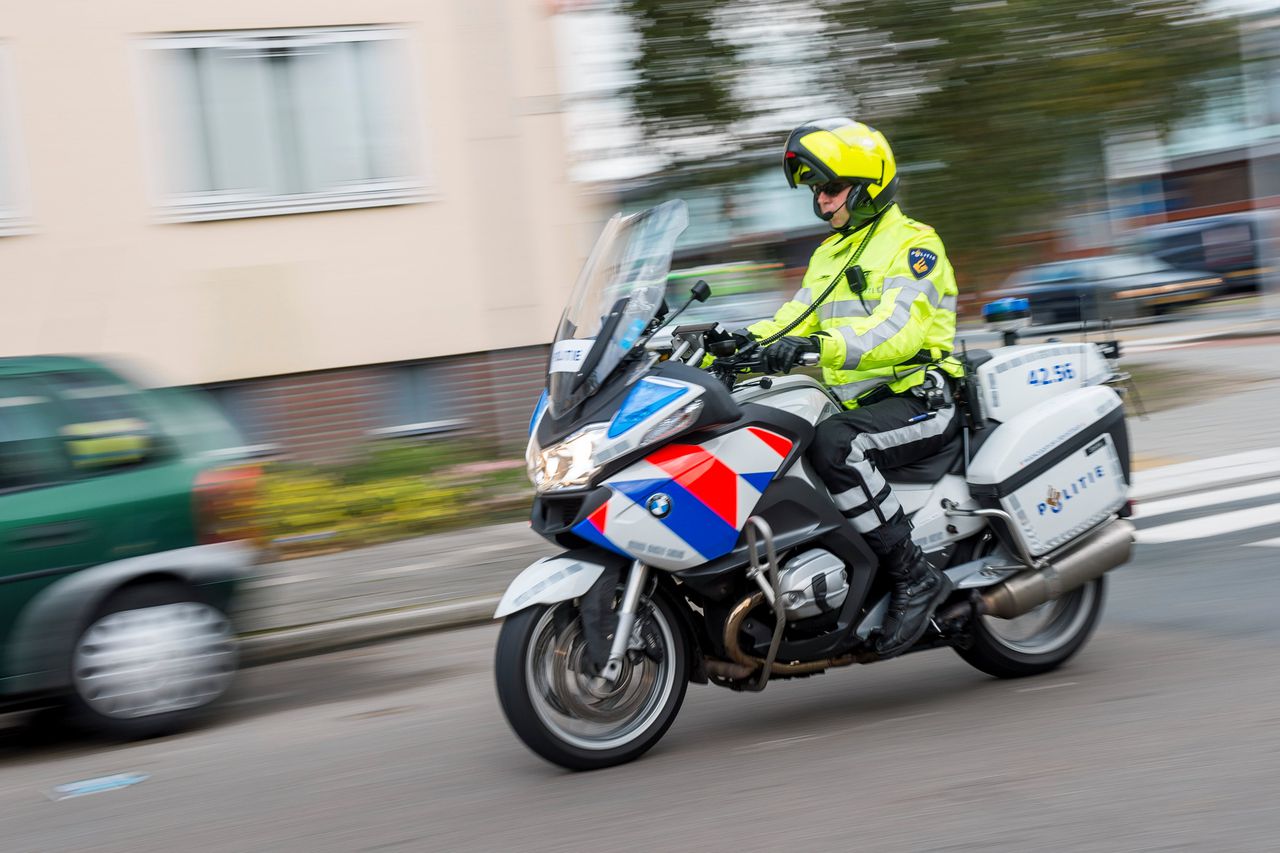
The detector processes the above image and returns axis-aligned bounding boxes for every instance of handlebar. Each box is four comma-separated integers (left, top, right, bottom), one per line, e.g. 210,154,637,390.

703,342,821,385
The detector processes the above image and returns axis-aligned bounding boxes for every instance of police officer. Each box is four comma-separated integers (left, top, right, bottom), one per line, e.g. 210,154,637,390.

748,118,961,659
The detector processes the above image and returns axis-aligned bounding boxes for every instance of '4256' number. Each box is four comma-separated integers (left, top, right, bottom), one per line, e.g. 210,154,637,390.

1027,362,1075,385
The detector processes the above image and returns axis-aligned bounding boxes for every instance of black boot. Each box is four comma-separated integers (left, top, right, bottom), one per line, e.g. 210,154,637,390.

875,541,953,659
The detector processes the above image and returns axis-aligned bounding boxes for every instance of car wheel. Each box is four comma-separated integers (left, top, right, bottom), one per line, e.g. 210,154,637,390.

66,581,238,738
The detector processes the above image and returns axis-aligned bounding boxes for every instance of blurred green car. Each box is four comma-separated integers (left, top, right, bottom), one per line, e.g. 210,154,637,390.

0,355,257,737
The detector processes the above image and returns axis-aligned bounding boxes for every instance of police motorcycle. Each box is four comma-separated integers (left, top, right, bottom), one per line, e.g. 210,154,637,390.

495,200,1136,771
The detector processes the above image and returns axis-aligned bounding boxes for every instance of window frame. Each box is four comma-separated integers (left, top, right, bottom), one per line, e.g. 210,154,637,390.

371,361,468,440
139,25,431,223
0,44,32,237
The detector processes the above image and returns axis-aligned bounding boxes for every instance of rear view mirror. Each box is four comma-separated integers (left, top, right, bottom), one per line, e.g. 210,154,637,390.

61,417,157,470
690,280,711,303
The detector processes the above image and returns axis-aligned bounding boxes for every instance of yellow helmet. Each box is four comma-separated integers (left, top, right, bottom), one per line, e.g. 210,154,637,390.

783,118,899,230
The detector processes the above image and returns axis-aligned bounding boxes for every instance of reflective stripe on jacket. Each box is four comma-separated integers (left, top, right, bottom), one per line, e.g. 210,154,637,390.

748,204,960,408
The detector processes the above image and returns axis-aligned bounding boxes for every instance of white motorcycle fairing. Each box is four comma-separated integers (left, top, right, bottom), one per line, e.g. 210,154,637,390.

493,556,607,619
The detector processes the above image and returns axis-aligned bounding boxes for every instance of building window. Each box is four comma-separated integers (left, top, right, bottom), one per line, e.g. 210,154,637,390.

0,46,29,236
370,362,466,439
143,27,425,222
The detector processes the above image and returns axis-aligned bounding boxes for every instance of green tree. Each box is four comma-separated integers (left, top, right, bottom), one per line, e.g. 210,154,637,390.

622,0,1238,279
622,0,743,148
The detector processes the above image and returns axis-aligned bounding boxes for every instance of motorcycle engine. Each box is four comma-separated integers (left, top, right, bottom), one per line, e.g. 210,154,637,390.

777,549,848,621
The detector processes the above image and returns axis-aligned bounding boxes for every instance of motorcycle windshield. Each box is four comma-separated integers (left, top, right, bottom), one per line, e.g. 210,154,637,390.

547,199,688,418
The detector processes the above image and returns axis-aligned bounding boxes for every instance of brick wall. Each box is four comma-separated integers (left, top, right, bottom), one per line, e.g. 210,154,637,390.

211,344,550,464
484,345,551,448
236,365,397,463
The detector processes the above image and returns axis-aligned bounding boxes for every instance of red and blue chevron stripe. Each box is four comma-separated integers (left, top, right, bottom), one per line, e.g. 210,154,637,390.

570,426,794,570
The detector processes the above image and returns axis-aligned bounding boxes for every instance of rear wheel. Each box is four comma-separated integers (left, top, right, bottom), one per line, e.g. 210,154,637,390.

495,591,690,771
955,576,1106,678
66,581,238,738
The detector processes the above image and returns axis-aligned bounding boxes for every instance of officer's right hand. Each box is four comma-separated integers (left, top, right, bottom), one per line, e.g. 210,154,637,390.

764,336,819,374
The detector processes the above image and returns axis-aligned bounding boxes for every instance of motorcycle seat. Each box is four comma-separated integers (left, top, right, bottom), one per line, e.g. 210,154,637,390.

883,419,1000,484
882,431,966,484
958,348,994,369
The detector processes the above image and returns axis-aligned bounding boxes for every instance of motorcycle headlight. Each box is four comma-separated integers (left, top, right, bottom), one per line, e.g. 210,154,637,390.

527,423,609,493
525,399,706,493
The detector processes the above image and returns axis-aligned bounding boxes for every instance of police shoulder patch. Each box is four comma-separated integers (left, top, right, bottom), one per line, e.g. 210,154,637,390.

907,247,938,280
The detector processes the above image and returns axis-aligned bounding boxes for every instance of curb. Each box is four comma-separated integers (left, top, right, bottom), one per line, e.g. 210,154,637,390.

1123,324,1280,352
239,596,500,667
956,321,1280,350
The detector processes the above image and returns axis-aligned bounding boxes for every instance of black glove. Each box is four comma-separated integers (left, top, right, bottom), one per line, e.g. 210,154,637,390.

764,336,819,374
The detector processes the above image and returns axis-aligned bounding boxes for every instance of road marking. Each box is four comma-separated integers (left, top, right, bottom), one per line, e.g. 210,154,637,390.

1015,681,1078,694
1136,504,1280,544
1135,480,1280,520
1245,537,1280,548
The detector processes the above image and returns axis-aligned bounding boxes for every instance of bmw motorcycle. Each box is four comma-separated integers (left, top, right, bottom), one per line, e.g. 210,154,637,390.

494,200,1136,771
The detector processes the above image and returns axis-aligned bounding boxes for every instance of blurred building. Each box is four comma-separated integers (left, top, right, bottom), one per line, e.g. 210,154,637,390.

0,2,600,460
1099,10,1280,308
1106,11,1280,227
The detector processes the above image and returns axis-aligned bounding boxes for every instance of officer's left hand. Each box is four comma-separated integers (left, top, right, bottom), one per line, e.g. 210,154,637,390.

764,336,819,374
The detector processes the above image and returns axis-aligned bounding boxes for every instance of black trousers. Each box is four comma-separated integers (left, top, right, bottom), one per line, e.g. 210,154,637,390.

809,394,959,554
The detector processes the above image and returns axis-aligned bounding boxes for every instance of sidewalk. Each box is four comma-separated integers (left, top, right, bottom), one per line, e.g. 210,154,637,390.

236,523,556,664
237,326,1280,666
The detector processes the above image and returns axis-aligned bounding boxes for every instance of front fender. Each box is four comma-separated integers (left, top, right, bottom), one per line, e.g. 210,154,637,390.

494,555,612,619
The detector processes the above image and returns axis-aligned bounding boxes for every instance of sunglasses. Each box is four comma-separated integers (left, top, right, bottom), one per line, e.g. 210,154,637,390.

811,181,854,197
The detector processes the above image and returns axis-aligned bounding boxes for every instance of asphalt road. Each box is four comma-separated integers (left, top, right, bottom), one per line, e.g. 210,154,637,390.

2,492,1278,852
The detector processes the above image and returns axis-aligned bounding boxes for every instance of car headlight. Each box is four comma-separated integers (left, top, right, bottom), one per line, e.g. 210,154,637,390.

527,423,609,493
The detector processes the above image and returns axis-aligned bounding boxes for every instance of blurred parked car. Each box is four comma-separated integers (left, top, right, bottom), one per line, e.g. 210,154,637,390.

0,356,257,738
1129,211,1274,296
988,254,1223,326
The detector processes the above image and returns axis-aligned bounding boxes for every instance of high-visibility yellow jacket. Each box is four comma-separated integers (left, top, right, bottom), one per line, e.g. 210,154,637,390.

749,204,960,408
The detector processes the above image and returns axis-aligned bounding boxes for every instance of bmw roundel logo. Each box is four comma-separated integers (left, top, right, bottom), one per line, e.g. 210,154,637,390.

646,493,672,518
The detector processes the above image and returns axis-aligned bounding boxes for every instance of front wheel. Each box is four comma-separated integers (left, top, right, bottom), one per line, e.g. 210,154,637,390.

955,576,1107,679
495,591,690,771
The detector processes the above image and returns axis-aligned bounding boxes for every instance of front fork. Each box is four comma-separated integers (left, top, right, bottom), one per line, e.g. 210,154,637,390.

598,559,650,684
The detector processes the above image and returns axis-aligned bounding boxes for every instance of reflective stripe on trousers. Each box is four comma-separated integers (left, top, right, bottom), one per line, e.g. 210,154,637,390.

808,399,958,554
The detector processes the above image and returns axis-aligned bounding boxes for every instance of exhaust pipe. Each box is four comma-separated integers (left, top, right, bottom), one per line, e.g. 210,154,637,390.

980,519,1135,619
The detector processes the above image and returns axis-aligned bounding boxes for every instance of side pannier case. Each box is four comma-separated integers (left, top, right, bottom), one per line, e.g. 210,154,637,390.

966,386,1130,557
